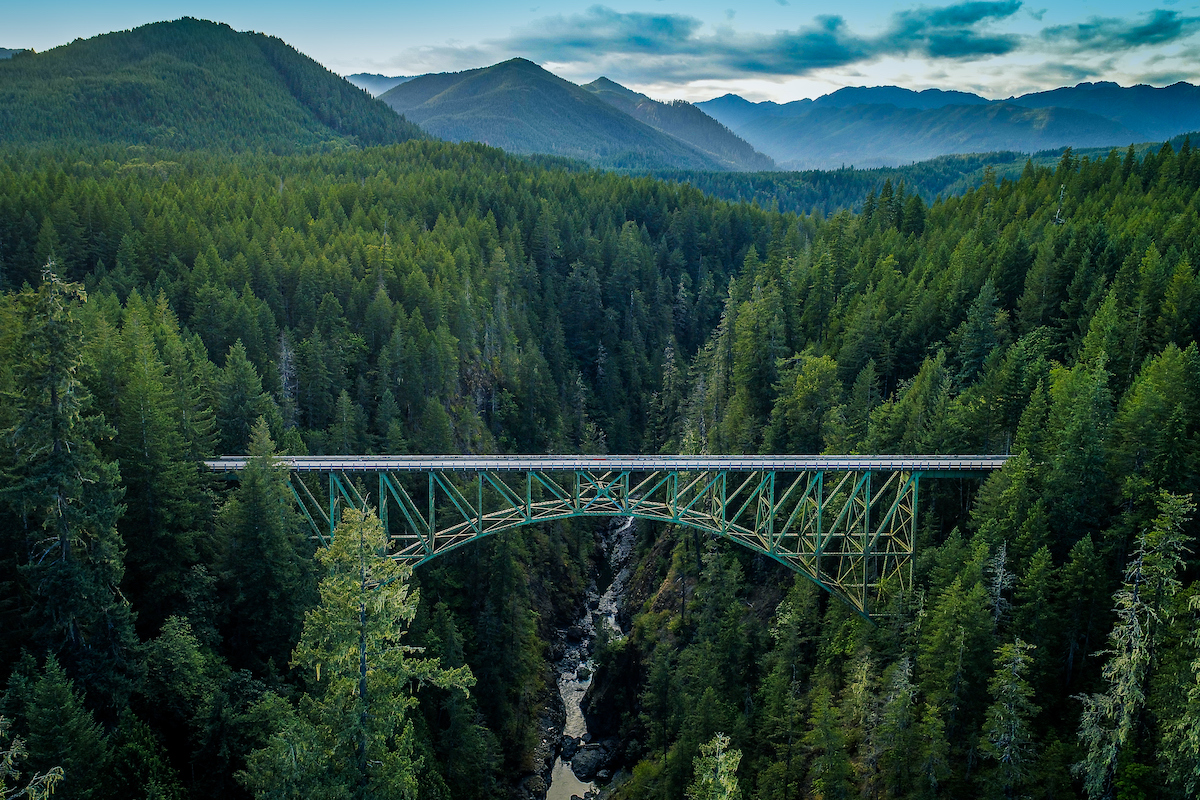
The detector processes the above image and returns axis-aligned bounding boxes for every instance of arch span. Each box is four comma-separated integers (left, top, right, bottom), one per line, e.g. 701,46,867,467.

206,455,1007,620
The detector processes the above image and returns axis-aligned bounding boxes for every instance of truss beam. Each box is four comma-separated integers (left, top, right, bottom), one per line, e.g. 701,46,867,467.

207,455,1005,620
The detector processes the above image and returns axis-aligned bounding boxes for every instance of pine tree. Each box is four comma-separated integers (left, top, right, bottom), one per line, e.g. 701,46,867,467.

240,508,473,800
23,656,108,800
686,732,741,800
215,339,272,455
1,270,137,706
0,715,62,800
979,639,1038,799
1075,491,1194,799
217,418,315,673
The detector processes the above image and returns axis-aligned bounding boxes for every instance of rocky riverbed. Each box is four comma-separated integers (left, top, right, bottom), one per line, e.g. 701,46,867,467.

540,516,637,800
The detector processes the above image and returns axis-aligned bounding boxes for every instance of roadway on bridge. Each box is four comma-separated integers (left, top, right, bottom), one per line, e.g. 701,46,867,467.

205,454,1009,473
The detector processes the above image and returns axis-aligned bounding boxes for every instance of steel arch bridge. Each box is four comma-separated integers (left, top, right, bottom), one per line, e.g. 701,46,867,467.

205,454,1007,620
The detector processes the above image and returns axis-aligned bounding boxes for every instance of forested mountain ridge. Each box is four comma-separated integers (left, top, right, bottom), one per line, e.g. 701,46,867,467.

0,18,425,150
698,81,1200,170
378,59,731,171
582,77,775,172
703,101,1143,169
1008,81,1200,143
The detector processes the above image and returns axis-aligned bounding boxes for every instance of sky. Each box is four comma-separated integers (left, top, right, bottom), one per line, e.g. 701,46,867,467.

5,0,1200,102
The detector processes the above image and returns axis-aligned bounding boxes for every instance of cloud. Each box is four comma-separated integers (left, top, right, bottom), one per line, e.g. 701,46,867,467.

386,2,1200,89
1041,9,1200,52
483,2,1025,81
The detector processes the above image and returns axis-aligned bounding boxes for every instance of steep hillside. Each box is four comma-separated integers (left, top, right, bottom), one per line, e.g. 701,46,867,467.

0,18,425,149
379,59,726,170
583,77,774,171
731,102,1142,169
346,72,415,96
1010,80,1200,142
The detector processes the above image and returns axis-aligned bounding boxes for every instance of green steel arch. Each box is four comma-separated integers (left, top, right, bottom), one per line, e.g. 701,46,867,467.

206,455,1007,620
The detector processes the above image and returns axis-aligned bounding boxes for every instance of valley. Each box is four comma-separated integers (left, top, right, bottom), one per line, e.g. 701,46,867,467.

0,16,1198,800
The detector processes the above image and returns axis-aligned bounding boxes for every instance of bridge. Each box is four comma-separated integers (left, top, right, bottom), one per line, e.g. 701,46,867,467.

205,454,1008,620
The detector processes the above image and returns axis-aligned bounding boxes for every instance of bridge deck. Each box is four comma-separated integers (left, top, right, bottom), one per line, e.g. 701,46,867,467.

205,454,1008,473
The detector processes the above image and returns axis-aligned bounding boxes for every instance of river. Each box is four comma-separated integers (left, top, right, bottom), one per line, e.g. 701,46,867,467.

544,516,636,800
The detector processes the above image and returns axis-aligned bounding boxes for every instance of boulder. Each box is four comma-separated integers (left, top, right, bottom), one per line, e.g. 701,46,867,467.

570,743,609,781
560,735,580,760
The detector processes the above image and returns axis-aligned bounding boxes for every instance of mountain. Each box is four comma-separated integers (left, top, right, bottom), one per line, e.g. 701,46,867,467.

1009,81,1200,143
582,77,774,171
378,58,727,170
0,48,26,59
812,85,990,110
700,81,1200,169
697,94,809,131
0,18,424,150
734,102,1142,169
347,73,415,96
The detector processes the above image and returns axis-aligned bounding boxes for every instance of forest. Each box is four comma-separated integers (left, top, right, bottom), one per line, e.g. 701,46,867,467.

0,132,1197,800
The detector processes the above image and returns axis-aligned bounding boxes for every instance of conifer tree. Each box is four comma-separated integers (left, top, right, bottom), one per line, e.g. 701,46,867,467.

979,639,1038,799
240,508,473,800
687,732,741,800
0,715,61,800
23,656,108,800
2,270,137,706
1076,491,1194,799
216,418,315,672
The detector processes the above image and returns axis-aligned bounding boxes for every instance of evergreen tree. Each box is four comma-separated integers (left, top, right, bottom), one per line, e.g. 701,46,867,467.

216,418,315,673
1076,492,1194,799
1,270,137,706
979,639,1038,799
686,732,741,800
240,508,473,800
0,715,62,800
216,340,272,455
23,656,108,800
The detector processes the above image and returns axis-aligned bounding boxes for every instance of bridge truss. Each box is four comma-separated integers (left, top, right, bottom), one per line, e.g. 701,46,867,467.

205,455,1006,620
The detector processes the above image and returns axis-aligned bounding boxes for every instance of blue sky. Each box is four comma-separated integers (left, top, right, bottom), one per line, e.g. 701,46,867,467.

5,1,1199,101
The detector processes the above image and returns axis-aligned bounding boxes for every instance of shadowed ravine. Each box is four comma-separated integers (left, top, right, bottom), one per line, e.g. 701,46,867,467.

545,517,637,800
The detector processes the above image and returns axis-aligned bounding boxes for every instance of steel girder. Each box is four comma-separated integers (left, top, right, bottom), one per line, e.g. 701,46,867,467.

281,466,926,620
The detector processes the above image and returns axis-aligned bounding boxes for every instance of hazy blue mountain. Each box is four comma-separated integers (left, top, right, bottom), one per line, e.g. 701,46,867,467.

812,85,990,109
1009,81,1200,142
0,48,27,59
0,18,424,149
379,58,727,170
737,102,1142,169
347,73,415,96
583,77,774,171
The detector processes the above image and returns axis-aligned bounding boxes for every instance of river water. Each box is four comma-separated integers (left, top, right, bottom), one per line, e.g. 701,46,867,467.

544,516,636,800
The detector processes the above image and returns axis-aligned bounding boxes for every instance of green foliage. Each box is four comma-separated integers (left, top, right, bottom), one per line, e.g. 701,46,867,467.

686,732,741,800
0,715,62,800
0,271,137,706
240,508,473,800
1076,492,1194,800
0,18,423,151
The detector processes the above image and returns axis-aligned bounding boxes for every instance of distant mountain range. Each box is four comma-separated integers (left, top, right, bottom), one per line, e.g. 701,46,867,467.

0,19,423,150
378,58,770,171
698,82,1200,169
346,73,415,96
2,18,1196,174
0,48,26,59
581,77,774,171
